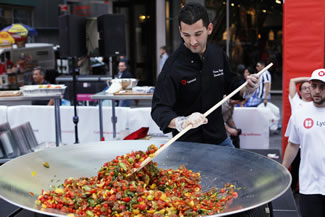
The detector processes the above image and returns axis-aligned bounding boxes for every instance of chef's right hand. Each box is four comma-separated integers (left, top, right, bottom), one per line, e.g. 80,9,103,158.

175,112,208,132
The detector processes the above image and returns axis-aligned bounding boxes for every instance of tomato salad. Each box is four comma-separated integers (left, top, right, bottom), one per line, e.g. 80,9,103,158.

35,144,239,217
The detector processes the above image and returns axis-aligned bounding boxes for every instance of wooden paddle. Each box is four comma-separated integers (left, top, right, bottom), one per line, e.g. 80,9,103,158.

128,62,273,176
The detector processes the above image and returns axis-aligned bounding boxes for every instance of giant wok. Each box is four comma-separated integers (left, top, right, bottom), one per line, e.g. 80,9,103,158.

0,140,291,216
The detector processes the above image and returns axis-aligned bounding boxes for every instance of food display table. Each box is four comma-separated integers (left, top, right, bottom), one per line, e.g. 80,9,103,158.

91,91,153,139
0,94,62,147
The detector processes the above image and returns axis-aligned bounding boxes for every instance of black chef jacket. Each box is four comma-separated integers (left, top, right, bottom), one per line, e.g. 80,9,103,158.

151,43,244,145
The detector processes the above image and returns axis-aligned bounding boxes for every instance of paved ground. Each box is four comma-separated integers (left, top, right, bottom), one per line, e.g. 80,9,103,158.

269,94,283,154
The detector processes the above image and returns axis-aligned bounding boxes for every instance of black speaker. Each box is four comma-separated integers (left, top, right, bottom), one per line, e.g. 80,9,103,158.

97,14,126,57
59,15,86,57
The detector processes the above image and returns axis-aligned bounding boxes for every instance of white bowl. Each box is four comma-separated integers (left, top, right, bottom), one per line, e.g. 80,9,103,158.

107,79,138,90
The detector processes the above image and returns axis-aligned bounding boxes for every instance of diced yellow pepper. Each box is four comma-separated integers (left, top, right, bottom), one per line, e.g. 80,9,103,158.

160,193,167,201
147,195,154,201
103,190,109,199
55,188,64,194
157,209,165,215
132,209,140,214
147,209,156,213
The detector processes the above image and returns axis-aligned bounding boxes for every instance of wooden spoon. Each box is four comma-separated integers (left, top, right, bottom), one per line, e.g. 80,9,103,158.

128,62,273,176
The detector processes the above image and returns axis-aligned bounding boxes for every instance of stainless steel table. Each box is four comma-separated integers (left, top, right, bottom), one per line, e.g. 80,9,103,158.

0,94,62,147
91,91,152,139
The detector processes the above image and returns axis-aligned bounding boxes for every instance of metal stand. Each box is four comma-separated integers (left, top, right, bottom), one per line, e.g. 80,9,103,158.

54,98,62,146
71,57,79,144
98,99,103,141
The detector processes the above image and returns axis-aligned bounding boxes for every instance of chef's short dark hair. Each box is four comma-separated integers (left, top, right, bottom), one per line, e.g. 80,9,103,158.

33,66,45,75
178,2,210,28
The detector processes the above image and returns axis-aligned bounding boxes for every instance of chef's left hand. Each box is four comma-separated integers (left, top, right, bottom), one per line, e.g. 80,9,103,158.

246,74,259,94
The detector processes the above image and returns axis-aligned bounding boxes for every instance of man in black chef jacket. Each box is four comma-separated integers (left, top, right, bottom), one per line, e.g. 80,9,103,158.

151,2,259,147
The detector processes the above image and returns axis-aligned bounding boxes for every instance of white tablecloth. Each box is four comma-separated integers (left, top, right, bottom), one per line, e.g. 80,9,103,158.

7,106,130,144
0,106,8,124
5,106,269,148
233,107,270,149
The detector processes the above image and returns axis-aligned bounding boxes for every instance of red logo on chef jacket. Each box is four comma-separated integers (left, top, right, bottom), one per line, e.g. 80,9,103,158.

303,118,314,129
318,71,325,76
181,80,187,85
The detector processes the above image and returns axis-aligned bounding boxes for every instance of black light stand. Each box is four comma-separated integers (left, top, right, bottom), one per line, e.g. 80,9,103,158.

112,56,118,78
71,57,79,144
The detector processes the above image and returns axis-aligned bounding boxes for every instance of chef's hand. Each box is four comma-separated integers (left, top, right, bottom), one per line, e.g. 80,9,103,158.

243,74,259,98
175,112,208,132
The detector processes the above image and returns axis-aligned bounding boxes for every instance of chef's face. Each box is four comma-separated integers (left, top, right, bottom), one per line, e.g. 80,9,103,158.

311,80,325,107
300,82,311,101
179,19,213,56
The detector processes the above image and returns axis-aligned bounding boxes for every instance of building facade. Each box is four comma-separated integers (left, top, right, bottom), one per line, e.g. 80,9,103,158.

0,0,283,88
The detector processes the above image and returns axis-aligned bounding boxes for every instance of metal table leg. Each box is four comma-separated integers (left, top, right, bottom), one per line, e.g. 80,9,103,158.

99,99,103,141
111,100,117,138
54,98,62,147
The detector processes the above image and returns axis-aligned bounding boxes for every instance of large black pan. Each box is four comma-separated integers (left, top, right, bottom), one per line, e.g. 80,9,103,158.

0,140,291,216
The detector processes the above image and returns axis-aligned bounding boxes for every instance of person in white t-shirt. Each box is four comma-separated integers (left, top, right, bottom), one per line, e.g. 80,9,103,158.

283,68,325,217
289,77,312,112
286,77,312,193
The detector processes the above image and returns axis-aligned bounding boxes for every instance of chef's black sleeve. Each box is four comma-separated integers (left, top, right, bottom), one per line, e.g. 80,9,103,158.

151,71,178,134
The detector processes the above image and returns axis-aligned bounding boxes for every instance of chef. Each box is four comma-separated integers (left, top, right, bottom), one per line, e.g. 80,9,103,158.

151,2,258,146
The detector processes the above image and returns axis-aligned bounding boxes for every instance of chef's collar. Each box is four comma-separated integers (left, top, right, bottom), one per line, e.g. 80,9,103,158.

181,43,209,61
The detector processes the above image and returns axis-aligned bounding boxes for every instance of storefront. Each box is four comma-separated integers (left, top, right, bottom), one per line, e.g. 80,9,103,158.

163,0,283,89
0,0,283,88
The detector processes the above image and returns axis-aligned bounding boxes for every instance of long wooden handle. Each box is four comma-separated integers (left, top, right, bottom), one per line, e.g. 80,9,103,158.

204,63,273,117
130,62,273,175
